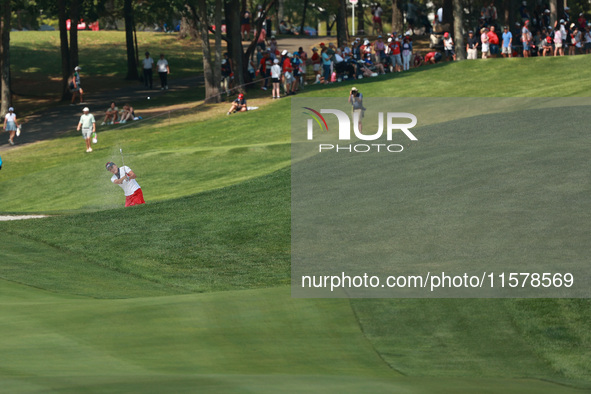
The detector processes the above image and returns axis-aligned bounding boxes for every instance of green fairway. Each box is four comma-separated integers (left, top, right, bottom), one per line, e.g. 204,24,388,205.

1,281,585,393
2,54,591,392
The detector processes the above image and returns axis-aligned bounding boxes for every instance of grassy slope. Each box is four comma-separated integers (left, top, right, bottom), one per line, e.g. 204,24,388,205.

2,55,591,392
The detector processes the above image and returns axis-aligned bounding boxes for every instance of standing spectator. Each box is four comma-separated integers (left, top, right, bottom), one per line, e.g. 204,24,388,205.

577,13,587,31
269,35,278,54
241,10,251,40
584,26,591,54
374,35,386,63
270,58,282,98
282,52,294,95
466,30,479,59
321,47,332,84
157,54,170,90
542,9,551,29
372,4,384,35
481,27,490,58
487,26,500,57
298,47,308,87
311,47,321,83
291,52,302,91
554,25,564,56
501,26,513,57
256,26,267,50
522,20,532,57
221,58,232,95
443,32,456,61
259,50,271,91
572,26,582,55
3,107,18,146
76,107,96,153
388,37,402,71
401,35,412,70
142,52,154,89
70,66,84,105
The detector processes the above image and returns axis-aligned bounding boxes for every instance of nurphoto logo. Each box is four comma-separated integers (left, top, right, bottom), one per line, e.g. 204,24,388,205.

303,107,418,153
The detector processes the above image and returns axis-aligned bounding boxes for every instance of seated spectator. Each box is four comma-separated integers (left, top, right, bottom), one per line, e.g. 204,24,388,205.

542,35,553,56
424,51,443,64
102,102,119,125
227,93,247,114
119,104,135,123
279,20,294,35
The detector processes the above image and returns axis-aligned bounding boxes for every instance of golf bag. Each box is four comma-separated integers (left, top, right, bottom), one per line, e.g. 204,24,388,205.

0,154,3,170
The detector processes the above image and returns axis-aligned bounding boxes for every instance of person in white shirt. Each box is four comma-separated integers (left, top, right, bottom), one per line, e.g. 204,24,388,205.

157,54,170,90
106,162,145,207
270,58,282,99
76,107,96,153
142,51,154,89
3,107,18,146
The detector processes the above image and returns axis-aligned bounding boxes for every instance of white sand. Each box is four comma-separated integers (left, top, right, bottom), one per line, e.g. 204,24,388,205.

0,215,48,221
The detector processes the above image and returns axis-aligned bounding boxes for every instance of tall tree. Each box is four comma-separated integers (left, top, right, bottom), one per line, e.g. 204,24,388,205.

192,0,221,103
357,0,365,35
336,0,349,47
452,0,465,60
0,0,11,115
69,0,80,70
124,0,138,80
226,0,244,90
299,0,309,35
391,0,404,34
58,0,71,101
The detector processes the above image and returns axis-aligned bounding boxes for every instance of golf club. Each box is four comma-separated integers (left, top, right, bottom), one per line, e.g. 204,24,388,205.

120,148,129,180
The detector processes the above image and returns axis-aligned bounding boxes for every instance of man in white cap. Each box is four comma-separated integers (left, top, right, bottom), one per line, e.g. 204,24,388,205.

77,107,96,153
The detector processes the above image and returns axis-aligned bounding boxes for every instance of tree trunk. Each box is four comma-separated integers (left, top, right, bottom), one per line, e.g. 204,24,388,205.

453,0,465,60
213,0,222,102
124,0,138,80
244,1,276,64
300,0,309,35
69,0,79,70
277,0,284,24
0,0,11,115
336,0,349,47
442,0,454,29
357,0,365,35
192,1,221,103
227,2,245,89
58,0,71,101
391,0,404,34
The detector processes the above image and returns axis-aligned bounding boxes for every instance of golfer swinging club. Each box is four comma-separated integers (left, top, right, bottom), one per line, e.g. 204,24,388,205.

106,161,145,207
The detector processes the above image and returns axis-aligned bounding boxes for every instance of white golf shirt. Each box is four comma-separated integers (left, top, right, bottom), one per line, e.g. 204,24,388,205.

111,166,141,196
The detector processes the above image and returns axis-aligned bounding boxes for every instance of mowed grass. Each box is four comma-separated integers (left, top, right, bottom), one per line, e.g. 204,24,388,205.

0,281,585,393
1,55,591,392
8,31,204,112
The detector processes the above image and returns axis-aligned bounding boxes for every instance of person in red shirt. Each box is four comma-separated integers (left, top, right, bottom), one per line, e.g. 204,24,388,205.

258,50,271,90
281,50,293,95
311,47,321,83
424,51,442,64
487,25,500,57
387,37,402,72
